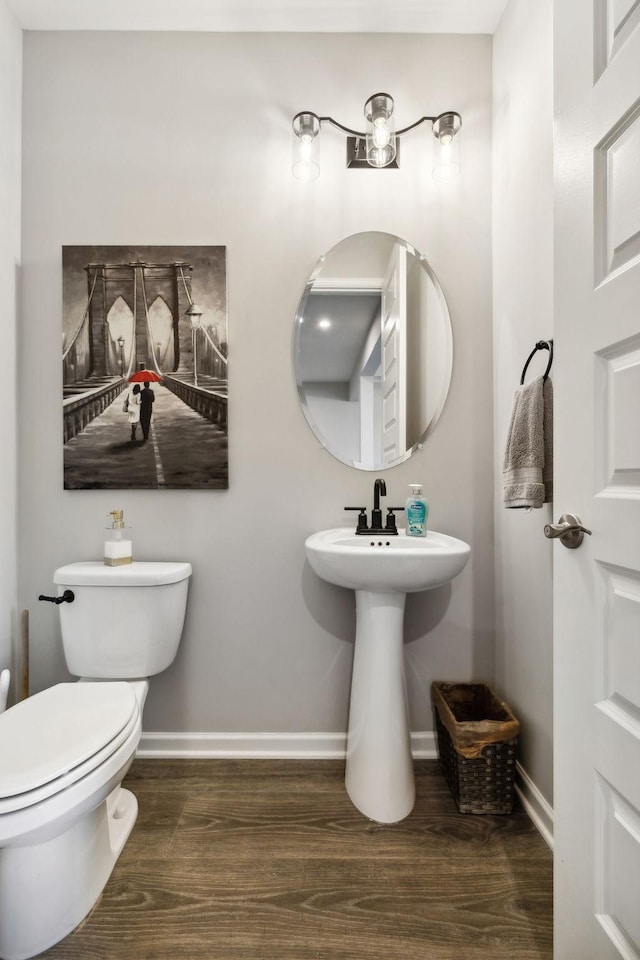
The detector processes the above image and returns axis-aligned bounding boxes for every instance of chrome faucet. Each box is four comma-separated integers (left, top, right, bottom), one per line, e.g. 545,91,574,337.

344,478,404,535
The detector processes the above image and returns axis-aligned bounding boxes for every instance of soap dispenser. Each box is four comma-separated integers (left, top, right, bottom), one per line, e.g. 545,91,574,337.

104,509,132,566
405,484,428,537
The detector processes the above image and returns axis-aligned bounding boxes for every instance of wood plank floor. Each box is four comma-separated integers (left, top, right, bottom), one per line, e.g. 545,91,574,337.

39,759,553,959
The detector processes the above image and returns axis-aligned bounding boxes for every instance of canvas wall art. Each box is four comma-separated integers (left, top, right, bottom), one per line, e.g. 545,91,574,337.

62,244,228,489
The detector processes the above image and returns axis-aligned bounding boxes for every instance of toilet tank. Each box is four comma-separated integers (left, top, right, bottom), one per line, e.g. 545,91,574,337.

53,561,192,678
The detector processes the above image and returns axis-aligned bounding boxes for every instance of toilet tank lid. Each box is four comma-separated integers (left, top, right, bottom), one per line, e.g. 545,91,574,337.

54,561,192,586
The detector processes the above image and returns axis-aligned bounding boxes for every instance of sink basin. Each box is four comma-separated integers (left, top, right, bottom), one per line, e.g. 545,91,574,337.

305,525,470,824
305,527,470,594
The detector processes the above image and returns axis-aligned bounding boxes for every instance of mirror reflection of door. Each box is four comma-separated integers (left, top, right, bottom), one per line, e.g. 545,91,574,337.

356,307,382,470
293,232,453,471
381,242,407,465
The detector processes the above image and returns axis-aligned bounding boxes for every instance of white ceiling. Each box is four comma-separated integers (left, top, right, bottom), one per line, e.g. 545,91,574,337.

5,0,508,33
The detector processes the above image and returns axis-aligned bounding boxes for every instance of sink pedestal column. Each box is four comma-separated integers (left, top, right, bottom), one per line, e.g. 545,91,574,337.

345,589,415,823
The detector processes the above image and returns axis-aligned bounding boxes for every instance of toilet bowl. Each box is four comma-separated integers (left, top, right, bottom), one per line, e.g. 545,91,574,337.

0,561,191,960
0,681,145,960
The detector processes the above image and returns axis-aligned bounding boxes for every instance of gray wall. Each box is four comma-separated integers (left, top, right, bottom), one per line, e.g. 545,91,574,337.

0,0,21,693
20,31,494,746
493,0,554,806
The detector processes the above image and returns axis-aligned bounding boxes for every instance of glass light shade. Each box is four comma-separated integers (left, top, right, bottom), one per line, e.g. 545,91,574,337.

187,303,203,330
364,93,396,168
292,111,321,181
432,112,462,181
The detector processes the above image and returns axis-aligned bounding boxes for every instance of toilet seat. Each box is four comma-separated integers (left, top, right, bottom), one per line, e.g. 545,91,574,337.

0,682,139,815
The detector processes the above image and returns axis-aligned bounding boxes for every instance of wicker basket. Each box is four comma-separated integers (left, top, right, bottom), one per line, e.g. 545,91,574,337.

432,682,519,815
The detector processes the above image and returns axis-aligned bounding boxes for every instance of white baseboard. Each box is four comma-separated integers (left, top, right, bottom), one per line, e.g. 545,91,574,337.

137,730,437,760
411,731,437,758
515,761,554,849
137,731,347,759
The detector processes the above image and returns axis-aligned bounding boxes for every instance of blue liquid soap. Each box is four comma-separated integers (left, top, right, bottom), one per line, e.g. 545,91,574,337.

405,484,428,537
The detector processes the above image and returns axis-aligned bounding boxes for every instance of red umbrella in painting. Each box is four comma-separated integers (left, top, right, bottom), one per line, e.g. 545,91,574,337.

128,369,162,383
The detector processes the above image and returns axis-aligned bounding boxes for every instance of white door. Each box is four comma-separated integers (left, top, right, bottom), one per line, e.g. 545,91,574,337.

357,344,382,470
381,243,407,465
554,2,640,957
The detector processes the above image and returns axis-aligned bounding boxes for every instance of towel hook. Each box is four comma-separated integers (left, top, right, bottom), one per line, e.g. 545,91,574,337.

520,339,553,385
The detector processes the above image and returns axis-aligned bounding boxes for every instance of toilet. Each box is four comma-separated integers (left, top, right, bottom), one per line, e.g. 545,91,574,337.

0,560,192,960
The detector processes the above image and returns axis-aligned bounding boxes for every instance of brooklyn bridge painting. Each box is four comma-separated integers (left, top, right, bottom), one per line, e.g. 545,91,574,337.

62,245,228,489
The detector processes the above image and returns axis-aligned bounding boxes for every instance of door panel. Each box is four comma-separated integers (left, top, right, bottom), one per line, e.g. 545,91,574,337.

554,1,640,957
381,244,407,465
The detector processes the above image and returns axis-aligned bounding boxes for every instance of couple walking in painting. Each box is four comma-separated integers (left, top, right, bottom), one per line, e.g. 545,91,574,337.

126,382,155,442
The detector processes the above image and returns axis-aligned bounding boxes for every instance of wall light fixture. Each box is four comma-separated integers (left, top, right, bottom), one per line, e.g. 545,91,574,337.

292,93,461,182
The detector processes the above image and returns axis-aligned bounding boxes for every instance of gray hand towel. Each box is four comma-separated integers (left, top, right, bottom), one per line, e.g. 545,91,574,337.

503,376,553,509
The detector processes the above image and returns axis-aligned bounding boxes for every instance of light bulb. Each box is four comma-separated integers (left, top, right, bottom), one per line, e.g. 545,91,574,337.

432,112,461,181
372,119,391,149
364,93,396,168
292,111,321,181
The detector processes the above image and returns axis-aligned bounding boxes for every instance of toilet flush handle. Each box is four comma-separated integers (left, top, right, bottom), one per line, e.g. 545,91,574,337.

38,590,75,604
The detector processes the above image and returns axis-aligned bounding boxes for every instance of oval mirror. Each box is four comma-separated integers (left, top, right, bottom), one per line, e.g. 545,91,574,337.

293,231,453,470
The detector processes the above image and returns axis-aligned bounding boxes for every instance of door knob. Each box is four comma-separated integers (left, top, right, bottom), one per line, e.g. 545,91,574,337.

544,513,592,549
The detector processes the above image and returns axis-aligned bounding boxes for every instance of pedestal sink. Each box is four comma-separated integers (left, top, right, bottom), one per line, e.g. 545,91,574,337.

305,527,470,823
